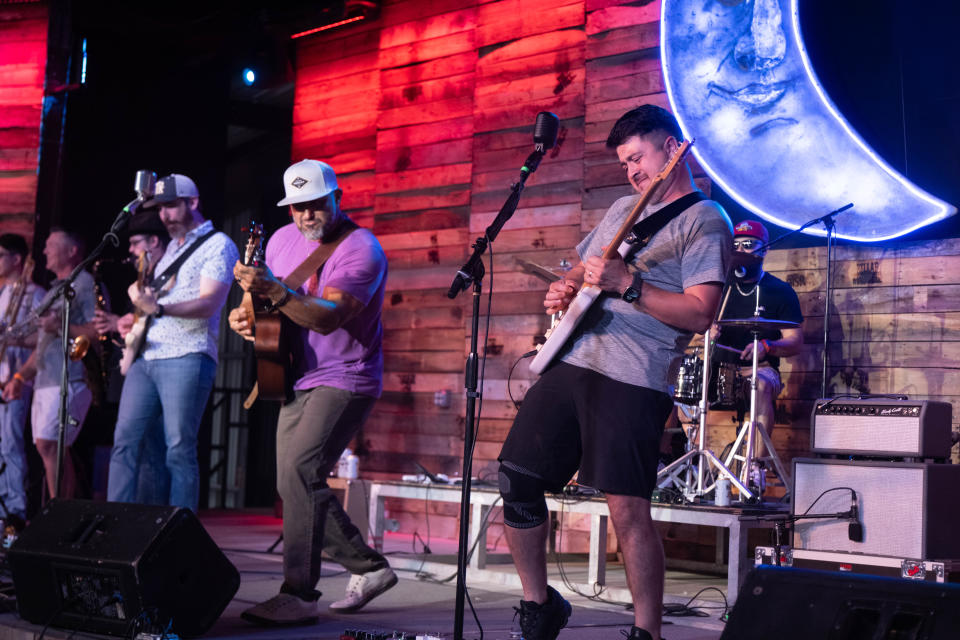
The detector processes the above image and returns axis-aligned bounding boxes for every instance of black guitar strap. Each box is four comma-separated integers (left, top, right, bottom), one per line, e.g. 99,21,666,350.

150,229,218,290
627,190,708,253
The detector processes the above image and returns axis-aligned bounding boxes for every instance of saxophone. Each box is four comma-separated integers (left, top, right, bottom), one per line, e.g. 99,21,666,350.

0,255,35,383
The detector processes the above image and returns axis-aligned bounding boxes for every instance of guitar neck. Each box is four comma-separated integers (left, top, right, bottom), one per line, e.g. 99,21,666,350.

600,139,693,260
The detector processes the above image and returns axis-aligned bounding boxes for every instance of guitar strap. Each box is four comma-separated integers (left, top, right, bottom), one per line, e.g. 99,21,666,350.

281,221,358,291
627,191,708,254
150,229,219,290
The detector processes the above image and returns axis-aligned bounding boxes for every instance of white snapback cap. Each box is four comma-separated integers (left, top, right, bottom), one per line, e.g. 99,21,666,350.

277,159,339,206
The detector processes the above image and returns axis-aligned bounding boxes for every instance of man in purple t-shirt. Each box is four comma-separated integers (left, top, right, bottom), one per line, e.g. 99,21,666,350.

229,160,395,626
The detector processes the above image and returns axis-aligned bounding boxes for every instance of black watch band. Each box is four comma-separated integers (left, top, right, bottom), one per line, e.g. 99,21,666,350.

622,273,643,303
154,304,164,318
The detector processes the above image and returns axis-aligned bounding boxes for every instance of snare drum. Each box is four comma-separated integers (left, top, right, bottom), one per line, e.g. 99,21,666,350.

672,354,703,405
672,357,744,409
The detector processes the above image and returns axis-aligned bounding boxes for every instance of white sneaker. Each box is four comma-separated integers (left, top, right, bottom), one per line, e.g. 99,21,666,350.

329,567,398,613
241,592,320,626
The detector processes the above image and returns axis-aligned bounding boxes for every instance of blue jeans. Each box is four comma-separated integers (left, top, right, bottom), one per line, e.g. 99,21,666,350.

108,353,216,511
0,390,31,519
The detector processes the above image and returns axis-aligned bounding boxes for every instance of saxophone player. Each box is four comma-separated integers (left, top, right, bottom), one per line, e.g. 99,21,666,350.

0,234,45,524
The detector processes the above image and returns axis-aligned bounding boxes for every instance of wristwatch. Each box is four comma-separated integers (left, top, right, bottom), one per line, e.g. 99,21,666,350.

621,272,643,303
154,304,165,318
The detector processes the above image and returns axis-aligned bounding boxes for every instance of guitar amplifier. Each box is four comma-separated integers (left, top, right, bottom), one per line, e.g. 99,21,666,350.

810,397,952,458
792,458,960,559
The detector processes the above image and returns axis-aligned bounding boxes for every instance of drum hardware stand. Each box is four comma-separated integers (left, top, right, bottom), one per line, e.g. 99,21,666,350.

656,327,752,502
720,318,793,503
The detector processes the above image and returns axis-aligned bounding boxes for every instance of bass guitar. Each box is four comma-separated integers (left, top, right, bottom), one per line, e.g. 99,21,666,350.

529,138,694,374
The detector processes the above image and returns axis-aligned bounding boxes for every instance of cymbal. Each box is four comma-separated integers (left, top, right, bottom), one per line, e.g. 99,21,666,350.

717,316,800,331
515,258,564,283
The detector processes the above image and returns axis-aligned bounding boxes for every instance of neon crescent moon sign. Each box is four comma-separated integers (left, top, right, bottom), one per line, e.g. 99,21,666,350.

661,0,956,242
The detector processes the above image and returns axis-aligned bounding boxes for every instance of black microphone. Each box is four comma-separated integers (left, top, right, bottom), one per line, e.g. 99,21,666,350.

521,112,560,177
848,491,863,542
533,111,559,151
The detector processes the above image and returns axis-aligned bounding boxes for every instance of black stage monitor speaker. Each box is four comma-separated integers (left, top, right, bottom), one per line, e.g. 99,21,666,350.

721,566,960,640
7,499,240,637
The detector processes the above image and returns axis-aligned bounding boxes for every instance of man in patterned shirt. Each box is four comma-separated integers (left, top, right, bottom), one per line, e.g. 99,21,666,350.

107,174,239,511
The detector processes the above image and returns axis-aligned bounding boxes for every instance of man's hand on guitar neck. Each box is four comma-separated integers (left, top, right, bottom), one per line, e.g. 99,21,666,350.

233,260,286,303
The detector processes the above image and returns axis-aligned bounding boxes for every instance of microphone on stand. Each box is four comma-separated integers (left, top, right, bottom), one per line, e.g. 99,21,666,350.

521,112,559,177
848,490,864,542
133,169,157,205
113,170,157,234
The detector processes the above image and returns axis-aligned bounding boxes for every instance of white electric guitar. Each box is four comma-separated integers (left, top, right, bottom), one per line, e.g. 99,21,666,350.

529,139,694,374
120,252,167,375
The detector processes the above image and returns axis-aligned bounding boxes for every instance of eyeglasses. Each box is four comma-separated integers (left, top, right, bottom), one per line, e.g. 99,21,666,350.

733,239,762,251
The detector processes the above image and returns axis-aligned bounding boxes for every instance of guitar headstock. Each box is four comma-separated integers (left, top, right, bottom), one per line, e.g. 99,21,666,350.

242,221,265,267
653,138,694,184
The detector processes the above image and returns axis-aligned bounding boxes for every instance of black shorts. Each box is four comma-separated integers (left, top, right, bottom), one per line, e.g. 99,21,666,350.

498,362,673,499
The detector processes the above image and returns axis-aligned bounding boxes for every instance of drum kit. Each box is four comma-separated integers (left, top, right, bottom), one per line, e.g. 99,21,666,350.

657,253,799,504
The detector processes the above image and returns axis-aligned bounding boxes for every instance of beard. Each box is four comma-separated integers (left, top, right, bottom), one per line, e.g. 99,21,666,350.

298,224,324,242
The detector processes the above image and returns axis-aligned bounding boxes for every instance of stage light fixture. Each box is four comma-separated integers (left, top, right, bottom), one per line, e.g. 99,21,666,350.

242,68,256,86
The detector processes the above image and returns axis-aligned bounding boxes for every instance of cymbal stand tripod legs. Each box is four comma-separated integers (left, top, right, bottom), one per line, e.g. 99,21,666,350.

656,328,752,502
722,331,791,502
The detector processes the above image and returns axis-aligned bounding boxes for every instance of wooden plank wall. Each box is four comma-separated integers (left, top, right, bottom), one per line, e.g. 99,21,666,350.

292,0,960,553
0,2,47,242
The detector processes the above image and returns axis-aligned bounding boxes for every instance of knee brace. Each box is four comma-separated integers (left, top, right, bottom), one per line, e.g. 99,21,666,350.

498,462,548,529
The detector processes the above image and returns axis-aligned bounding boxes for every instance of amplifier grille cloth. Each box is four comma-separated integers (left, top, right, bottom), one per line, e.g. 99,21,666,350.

815,415,920,452
794,462,924,557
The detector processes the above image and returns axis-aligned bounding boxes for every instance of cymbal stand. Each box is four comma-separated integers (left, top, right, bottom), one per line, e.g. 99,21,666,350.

657,327,752,502
722,325,791,502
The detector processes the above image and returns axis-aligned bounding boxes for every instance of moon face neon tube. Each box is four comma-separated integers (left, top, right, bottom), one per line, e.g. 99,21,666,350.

661,0,955,241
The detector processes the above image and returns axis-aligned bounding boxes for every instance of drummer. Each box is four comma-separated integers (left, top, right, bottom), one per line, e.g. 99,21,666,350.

713,220,803,457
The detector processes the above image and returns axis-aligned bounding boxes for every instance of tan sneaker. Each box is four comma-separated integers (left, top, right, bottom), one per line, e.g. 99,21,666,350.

241,593,320,626
329,567,398,613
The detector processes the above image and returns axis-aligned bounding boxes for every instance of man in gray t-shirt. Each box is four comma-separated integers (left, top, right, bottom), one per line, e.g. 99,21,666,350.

498,105,732,640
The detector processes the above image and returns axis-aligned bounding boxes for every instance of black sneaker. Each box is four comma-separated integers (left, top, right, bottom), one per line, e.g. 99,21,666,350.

514,585,572,640
620,626,660,640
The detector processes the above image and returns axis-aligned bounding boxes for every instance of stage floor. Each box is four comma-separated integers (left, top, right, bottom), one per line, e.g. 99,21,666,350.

0,510,729,639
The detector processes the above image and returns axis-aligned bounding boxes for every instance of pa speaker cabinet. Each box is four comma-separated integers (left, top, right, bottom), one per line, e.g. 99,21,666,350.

810,397,952,458
792,458,960,559
7,500,239,637
721,566,960,640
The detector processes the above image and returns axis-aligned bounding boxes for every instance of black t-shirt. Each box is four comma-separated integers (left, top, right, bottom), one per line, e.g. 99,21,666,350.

716,272,803,371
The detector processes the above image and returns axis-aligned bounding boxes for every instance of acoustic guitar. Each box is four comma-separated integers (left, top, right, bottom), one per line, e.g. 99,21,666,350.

239,221,290,405
529,139,694,374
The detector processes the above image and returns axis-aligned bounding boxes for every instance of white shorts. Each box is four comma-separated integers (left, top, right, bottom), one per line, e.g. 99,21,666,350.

31,383,92,446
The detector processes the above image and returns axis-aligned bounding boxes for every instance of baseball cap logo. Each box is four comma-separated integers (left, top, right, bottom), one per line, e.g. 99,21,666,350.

735,222,753,233
291,176,308,189
156,181,166,194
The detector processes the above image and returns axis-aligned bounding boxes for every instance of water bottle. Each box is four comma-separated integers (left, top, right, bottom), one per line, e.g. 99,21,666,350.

715,477,731,507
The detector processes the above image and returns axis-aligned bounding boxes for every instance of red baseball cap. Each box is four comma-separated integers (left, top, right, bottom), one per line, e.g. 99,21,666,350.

733,219,769,243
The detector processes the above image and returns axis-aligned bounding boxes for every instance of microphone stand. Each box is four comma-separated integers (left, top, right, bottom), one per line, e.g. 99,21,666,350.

446,148,543,640
39,197,142,498
749,203,852,400
753,506,857,567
